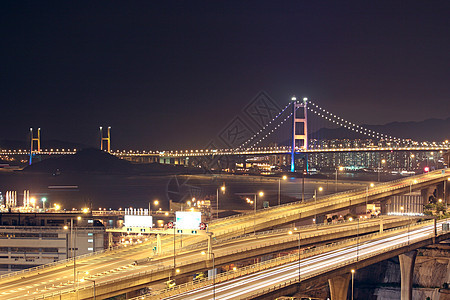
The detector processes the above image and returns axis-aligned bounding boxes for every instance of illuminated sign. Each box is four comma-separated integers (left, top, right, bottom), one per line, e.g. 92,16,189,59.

124,215,153,228
175,211,202,229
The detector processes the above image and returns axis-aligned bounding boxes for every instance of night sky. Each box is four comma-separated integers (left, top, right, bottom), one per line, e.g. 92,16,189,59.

1,1,449,150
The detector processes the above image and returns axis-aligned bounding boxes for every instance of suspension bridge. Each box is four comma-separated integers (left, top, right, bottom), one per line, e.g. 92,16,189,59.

2,97,449,169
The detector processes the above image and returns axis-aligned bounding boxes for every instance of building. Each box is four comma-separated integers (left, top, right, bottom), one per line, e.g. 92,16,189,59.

0,212,106,275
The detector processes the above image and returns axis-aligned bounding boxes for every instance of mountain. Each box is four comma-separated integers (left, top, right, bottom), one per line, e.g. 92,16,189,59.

0,139,89,150
22,148,201,175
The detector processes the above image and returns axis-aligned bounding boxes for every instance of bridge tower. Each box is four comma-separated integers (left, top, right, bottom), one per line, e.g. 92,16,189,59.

29,127,41,165
291,97,308,172
100,126,111,152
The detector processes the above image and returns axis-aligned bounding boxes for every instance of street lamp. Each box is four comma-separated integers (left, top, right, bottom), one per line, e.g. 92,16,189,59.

278,175,287,206
378,159,386,182
149,200,159,215
81,278,96,300
41,197,47,212
64,216,82,290
356,217,360,261
288,229,301,285
201,251,215,300
351,269,355,300
314,187,323,227
366,183,374,214
30,197,36,209
216,185,226,219
254,191,264,235
335,166,344,192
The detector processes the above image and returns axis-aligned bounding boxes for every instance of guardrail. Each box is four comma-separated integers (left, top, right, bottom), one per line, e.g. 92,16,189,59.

136,218,446,299
36,218,444,300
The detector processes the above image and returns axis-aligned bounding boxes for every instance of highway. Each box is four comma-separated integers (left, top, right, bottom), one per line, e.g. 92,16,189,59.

0,169,448,299
0,217,402,299
156,219,449,300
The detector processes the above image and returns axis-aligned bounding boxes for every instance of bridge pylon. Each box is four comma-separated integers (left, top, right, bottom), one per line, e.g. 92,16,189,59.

291,96,308,172
100,126,111,152
29,127,41,165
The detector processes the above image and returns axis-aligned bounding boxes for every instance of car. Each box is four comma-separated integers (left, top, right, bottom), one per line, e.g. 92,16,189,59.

165,279,176,288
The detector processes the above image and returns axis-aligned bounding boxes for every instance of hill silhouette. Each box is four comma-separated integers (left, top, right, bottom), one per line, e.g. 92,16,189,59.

23,148,200,175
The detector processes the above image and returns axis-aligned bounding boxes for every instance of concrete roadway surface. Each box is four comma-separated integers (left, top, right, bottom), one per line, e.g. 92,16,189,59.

0,216,401,299
162,220,447,300
0,169,446,299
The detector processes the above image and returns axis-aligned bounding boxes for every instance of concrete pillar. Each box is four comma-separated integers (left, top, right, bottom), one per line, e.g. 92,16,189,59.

379,198,389,215
398,250,417,300
421,186,435,205
328,273,351,300
156,234,162,254
379,218,384,233
436,182,444,201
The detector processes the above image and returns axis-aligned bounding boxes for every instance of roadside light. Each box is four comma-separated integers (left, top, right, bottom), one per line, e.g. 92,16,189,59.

201,251,206,255
339,166,344,171
82,208,89,213
282,175,287,180
54,204,61,210
77,216,81,221
318,187,323,192
176,269,180,273
370,183,374,187
63,225,68,230
349,217,353,222
288,230,293,235
221,185,226,193
259,191,264,197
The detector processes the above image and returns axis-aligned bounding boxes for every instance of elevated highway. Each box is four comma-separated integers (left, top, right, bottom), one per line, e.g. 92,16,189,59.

149,218,450,300
0,217,409,299
0,169,449,299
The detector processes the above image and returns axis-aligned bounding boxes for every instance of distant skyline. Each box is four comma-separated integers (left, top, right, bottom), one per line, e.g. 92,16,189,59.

1,1,449,150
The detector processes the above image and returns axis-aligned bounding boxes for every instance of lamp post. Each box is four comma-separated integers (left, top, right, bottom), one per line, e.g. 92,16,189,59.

82,278,96,300
366,183,374,214
149,200,159,215
378,159,386,182
201,251,215,299
335,166,344,192
302,158,306,202
278,175,287,206
41,197,47,212
288,230,301,286
356,217,360,261
351,269,355,300
314,187,323,227
254,191,264,235
216,185,225,220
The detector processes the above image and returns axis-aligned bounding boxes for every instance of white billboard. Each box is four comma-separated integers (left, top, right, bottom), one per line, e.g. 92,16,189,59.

124,215,153,228
175,211,202,229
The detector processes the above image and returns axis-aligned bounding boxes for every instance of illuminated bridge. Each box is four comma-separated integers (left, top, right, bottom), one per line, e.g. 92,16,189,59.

2,98,449,170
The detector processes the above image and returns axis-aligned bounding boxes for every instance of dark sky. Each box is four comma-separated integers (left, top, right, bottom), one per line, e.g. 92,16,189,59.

1,1,449,150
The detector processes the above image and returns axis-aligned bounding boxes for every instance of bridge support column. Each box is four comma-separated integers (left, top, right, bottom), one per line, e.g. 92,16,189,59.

328,273,351,300
421,186,435,205
379,218,384,233
156,234,162,254
436,182,444,201
399,250,417,300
